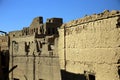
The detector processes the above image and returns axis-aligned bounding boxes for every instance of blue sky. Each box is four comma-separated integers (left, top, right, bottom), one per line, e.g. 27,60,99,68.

0,0,120,32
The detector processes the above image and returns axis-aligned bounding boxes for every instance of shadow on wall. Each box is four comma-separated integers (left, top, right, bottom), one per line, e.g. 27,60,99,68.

61,70,86,80
0,50,9,80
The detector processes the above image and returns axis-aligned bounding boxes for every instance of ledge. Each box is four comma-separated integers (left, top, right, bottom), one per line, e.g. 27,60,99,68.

60,10,120,29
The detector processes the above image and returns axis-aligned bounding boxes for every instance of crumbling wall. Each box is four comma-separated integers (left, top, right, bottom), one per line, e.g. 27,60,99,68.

9,35,35,80
0,33,9,80
1,16,63,80
35,56,61,80
58,10,120,80
9,30,22,38
0,35,9,51
9,33,61,80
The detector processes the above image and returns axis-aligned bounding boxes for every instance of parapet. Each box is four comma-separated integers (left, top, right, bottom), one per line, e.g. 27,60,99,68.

33,16,43,24
61,10,120,28
9,30,22,38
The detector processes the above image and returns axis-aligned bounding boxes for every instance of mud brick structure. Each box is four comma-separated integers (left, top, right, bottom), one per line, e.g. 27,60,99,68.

58,10,120,80
0,31,9,80
0,10,120,80
9,17,63,80
0,31,9,51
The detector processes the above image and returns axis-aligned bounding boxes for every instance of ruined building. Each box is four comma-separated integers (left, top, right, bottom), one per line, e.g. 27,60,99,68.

8,17,62,80
0,10,120,80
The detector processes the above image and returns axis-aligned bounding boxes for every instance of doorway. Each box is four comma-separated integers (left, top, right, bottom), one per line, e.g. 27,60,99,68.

84,71,95,80
88,74,95,80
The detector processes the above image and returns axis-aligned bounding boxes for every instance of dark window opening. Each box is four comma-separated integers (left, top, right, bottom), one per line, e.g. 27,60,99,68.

61,70,86,80
1,53,6,66
13,34,15,37
88,74,95,80
116,22,120,28
48,44,52,51
29,42,30,45
25,42,30,53
118,66,120,78
39,41,42,48
52,28,55,34
40,28,42,34
35,40,40,52
48,28,51,35
117,59,120,64
40,26,44,34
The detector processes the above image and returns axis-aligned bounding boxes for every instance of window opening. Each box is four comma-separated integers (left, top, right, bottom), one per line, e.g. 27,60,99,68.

118,66,120,78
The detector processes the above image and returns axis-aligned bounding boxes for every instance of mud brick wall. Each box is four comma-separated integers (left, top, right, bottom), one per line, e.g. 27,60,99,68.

58,10,120,80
